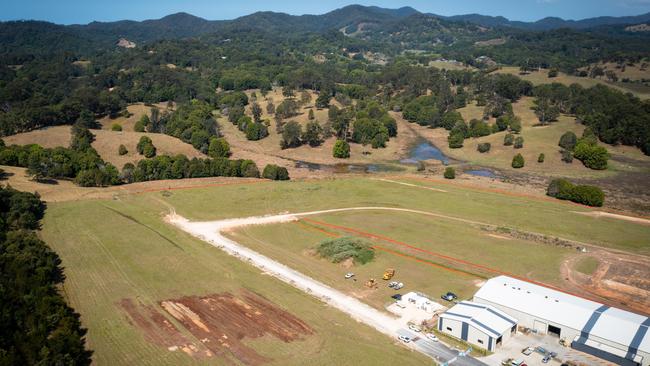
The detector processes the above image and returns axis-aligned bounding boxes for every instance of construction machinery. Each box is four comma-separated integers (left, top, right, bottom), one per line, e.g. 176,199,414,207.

365,278,378,288
382,268,395,280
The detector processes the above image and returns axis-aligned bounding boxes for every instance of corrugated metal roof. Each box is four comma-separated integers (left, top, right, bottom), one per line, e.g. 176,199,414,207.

440,300,518,338
473,276,650,354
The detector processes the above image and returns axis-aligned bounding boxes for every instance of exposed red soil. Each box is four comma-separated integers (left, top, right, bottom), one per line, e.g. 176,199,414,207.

562,251,650,315
119,299,204,357
120,290,313,365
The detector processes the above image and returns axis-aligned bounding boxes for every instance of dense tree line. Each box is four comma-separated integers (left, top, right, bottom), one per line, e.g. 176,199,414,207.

547,178,605,207
120,155,262,183
0,138,284,186
0,124,121,187
533,83,650,155
0,187,92,365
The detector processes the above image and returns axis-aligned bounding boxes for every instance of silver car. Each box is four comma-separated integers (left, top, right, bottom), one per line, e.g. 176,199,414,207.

398,335,411,343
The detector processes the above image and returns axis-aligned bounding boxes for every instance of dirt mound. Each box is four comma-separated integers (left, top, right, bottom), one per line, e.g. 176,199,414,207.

121,289,313,365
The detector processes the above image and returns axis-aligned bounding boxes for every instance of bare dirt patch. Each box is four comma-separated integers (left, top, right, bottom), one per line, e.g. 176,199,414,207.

119,298,204,357
572,211,650,226
474,38,506,47
562,251,650,315
122,290,313,365
164,290,313,365
486,233,512,240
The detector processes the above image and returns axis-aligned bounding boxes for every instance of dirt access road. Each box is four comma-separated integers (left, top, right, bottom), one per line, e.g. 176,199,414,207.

167,208,486,366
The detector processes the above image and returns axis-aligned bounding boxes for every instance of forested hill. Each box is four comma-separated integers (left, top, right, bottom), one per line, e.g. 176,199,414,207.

3,4,649,66
441,12,650,31
28,5,419,45
1,4,649,156
4,4,650,48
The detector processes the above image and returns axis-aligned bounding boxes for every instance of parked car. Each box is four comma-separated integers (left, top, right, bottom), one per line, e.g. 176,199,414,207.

388,281,398,288
511,359,524,366
521,347,533,355
344,272,355,279
425,333,439,342
391,294,402,300
394,282,404,290
398,335,411,343
542,355,551,364
535,346,547,355
550,352,557,358
441,292,458,301
408,324,422,332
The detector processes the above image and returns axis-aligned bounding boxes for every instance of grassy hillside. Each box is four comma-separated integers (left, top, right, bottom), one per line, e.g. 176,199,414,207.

42,196,430,366
493,67,650,100
3,125,205,169
410,97,650,178
218,89,415,168
98,102,172,131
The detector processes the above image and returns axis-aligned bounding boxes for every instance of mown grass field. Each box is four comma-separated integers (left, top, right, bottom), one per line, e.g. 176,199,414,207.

42,197,431,366
159,178,649,253
40,177,650,365
226,208,572,310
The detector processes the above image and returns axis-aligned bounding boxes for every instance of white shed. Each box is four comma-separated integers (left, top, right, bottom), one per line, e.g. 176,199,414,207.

438,301,518,351
473,275,650,366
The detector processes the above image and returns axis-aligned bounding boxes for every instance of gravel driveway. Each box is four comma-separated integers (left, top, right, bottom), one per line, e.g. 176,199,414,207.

168,208,488,365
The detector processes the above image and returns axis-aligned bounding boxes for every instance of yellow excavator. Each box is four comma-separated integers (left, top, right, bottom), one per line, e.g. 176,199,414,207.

383,268,395,280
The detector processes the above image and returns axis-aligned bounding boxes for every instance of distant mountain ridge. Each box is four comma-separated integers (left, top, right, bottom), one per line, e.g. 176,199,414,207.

438,12,650,31
2,4,650,52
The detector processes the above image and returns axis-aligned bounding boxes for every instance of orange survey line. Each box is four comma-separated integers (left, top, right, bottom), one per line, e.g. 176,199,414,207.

302,217,608,303
293,220,340,238
303,217,507,275
372,245,480,278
